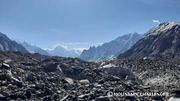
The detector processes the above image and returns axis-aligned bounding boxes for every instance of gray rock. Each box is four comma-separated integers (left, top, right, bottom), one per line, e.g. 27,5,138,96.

1,63,10,69
43,96,52,101
101,64,135,78
26,74,36,81
64,77,74,85
12,78,23,87
78,94,89,99
43,63,63,73
79,79,90,85
7,84,17,89
36,83,45,89
0,74,11,80
60,95,69,101
45,87,53,95
25,90,32,99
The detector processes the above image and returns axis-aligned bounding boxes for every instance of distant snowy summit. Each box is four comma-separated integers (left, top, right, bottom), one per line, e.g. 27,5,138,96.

44,45,83,58
15,40,83,58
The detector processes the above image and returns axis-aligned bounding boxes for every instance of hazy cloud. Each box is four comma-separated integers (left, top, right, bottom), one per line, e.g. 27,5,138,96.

152,19,160,24
42,44,68,51
43,44,88,52
73,48,88,52
54,44,68,49
42,48,54,51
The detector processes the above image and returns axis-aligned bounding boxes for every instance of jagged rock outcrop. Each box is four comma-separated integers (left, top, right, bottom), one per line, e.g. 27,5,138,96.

118,21,180,59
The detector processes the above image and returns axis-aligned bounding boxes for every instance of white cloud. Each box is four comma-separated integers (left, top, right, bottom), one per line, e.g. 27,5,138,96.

43,43,88,52
73,48,88,52
43,44,68,51
152,19,160,24
54,44,68,50
42,48,54,51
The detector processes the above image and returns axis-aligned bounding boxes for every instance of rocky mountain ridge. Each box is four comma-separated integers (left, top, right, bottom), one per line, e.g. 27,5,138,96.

0,32,28,53
79,26,156,61
79,32,143,60
118,21,180,59
15,41,51,56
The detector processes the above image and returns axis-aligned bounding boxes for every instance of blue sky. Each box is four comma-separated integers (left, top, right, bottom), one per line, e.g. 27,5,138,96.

0,0,180,51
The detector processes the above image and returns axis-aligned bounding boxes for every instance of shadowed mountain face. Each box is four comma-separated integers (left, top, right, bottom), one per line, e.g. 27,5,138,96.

118,21,180,59
0,32,28,53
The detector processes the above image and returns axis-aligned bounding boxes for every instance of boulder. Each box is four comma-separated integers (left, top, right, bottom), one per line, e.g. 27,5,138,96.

0,74,11,80
13,79,23,87
1,63,10,69
79,79,90,85
36,83,45,89
63,77,74,85
101,64,135,78
43,63,63,73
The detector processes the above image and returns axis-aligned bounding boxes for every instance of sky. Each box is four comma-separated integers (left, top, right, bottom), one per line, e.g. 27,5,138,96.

0,0,180,51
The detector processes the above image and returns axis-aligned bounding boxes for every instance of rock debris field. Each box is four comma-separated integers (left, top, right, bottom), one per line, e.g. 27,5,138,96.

0,50,180,101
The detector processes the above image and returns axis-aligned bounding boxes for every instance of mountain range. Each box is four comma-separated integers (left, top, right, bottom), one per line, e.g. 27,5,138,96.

1,21,179,60
14,40,51,56
15,40,82,58
0,32,28,53
79,26,157,60
79,32,143,60
117,21,180,59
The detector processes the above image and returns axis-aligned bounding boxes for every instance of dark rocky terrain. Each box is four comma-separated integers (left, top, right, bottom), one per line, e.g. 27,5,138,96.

0,32,28,53
0,50,179,101
118,21,180,59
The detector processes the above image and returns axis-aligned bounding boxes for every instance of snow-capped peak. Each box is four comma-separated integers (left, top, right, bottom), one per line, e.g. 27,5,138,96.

150,21,180,36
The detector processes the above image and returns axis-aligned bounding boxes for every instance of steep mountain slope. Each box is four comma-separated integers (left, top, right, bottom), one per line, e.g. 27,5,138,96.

15,40,51,56
79,32,143,60
0,32,28,53
117,21,180,59
143,26,157,36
